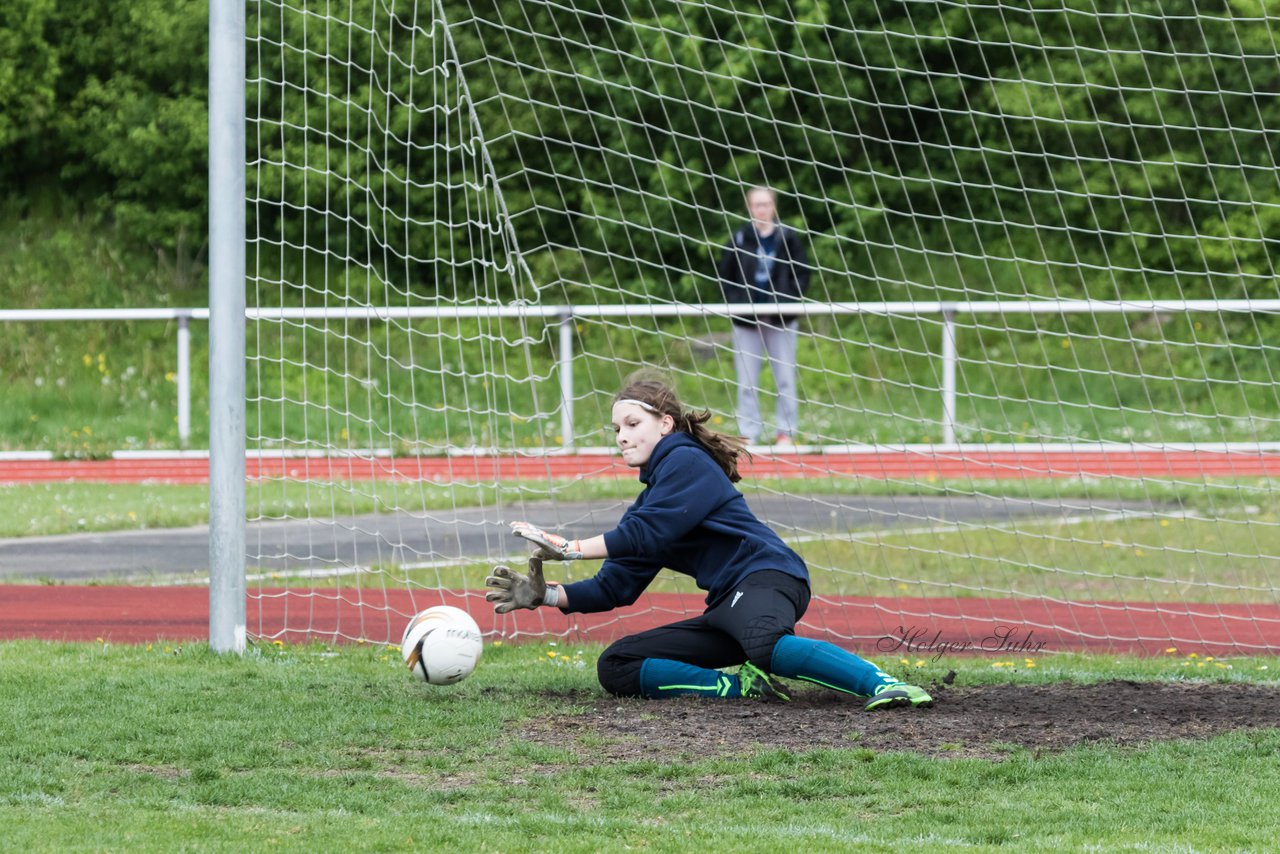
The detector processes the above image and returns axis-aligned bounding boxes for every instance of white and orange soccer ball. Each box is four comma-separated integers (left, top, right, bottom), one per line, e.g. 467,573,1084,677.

400,606,484,685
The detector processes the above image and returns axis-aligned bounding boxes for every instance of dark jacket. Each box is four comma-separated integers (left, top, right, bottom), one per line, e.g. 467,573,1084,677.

560,432,810,614
717,223,811,327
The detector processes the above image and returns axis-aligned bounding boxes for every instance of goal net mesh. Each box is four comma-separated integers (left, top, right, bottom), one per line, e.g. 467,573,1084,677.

244,0,1280,656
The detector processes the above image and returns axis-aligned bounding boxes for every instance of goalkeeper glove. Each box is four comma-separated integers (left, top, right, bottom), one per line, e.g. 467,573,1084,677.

510,521,584,560
485,557,559,613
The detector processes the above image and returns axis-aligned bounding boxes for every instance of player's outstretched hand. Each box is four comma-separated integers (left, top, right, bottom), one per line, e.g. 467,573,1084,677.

510,521,584,560
485,557,548,613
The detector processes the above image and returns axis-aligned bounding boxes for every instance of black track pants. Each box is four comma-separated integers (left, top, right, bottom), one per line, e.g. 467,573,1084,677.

595,570,810,697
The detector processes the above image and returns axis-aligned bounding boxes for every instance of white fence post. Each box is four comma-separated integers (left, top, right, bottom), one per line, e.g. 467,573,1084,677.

177,313,191,446
941,308,958,447
559,312,575,451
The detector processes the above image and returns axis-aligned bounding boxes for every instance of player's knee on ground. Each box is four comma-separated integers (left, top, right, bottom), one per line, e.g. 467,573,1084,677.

596,639,646,697
741,617,791,673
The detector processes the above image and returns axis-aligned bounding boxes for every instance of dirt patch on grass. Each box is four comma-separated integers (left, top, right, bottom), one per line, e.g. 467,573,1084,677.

528,681,1280,761
120,763,190,781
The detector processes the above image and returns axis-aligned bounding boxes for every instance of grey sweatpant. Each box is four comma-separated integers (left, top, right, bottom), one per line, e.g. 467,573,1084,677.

731,320,800,442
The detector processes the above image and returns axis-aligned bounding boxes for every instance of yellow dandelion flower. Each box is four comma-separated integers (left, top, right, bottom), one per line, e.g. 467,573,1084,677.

1165,647,1178,654
900,659,910,666
547,651,556,658
914,660,926,668
1159,519,1170,527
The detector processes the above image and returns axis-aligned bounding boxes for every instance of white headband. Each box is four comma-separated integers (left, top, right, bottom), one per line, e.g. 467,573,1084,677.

615,398,659,413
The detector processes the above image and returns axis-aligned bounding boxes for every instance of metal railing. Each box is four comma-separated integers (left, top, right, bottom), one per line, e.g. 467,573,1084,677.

1,308,200,443
4,298,1279,448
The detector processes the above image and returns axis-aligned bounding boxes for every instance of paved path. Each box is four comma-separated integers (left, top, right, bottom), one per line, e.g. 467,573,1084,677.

0,494,1158,580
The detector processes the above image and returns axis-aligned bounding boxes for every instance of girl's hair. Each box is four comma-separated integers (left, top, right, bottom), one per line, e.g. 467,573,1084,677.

613,378,750,482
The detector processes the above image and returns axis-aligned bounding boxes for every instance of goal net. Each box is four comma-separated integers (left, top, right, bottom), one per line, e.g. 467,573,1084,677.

244,0,1280,656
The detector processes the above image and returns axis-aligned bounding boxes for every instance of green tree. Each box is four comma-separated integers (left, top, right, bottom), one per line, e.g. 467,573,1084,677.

0,0,59,169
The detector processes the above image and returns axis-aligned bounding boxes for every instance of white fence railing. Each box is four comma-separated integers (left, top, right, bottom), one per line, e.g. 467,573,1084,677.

4,298,1280,447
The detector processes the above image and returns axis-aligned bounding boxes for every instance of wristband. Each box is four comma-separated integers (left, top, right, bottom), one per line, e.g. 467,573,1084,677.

541,584,563,608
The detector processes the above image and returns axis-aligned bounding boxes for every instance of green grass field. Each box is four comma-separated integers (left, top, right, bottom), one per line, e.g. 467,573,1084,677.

2,640,1278,852
2,472,1272,538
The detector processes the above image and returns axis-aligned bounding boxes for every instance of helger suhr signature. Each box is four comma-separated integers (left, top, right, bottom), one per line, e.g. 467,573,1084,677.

877,625,1048,661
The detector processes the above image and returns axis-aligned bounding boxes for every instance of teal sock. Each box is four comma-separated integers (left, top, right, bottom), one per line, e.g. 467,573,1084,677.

769,635,899,697
638,658,740,699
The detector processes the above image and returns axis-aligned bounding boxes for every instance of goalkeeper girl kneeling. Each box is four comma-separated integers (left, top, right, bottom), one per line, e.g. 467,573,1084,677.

485,378,931,710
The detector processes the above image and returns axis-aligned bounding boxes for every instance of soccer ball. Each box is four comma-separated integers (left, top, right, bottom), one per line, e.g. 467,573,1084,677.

400,605,484,685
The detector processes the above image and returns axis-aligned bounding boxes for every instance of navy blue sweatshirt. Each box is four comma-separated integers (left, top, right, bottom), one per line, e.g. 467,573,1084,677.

560,432,810,613
717,223,811,328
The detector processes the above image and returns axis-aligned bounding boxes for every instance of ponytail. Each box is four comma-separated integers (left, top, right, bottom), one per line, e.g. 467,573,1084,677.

675,408,750,483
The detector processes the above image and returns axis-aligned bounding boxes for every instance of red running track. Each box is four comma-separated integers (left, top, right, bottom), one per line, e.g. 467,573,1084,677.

3,585,1277,656
5,448,1280,484
6,450,1280,656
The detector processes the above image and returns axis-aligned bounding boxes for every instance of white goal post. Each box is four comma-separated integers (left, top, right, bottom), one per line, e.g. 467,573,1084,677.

209,0,246,654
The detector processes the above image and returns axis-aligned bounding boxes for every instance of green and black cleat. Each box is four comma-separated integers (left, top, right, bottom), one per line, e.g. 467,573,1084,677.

864,682,933,711
738,662,792,702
